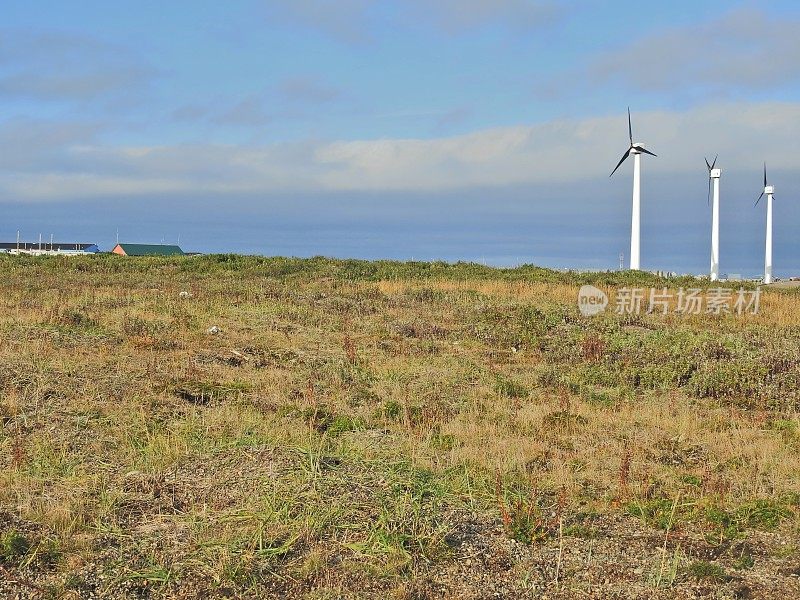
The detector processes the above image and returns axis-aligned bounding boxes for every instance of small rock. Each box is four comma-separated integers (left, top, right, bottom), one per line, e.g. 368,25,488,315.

206,325,221,335
179,291,192,299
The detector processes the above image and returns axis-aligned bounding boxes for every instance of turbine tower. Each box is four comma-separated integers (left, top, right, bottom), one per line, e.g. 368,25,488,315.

705,156,721,281
610,108,657,270
755,164,776,284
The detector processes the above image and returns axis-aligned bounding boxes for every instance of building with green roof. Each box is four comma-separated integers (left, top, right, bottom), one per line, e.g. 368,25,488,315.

112,243,185,257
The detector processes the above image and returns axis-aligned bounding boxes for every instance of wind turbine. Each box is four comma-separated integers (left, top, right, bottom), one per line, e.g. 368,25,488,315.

610,108,657,270
705,156,721,281
755,164,776,284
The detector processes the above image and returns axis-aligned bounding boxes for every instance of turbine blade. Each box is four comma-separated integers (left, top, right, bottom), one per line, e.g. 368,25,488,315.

764,163,767,187
635,145,657,157
711,154,718,170
755,191,765,207
628,107,633,144
609,149,631,177
705,157,711,171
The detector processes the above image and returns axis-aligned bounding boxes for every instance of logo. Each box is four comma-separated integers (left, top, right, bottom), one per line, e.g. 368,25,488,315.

578,285,609,316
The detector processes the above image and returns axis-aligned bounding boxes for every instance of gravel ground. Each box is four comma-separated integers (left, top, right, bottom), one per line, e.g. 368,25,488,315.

2,510,798,599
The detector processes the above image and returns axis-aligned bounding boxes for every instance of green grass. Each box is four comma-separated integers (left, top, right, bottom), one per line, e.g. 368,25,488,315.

685,560,730,582
0,530,31,560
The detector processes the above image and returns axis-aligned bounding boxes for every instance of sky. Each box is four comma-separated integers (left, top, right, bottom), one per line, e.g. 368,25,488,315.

2,0,800,275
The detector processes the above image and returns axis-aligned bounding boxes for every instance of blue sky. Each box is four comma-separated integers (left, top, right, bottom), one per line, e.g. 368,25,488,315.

3,1,800,275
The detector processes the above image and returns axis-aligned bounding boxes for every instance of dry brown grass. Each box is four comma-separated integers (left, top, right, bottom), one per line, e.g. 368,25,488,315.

0,256,798,598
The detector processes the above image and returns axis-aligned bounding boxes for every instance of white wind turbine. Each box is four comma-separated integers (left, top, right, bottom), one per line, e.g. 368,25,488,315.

705,156,721,281
755,163,776,284
610,108,657,270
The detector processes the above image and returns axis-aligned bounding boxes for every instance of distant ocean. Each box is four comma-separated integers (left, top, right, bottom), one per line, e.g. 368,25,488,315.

4,173,799,279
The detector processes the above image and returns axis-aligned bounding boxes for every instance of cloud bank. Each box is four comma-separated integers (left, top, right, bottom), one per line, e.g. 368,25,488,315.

1,102,799,201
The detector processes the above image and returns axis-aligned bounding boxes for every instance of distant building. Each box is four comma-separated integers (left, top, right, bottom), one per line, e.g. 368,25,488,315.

112,243,185,257
0,242,100,256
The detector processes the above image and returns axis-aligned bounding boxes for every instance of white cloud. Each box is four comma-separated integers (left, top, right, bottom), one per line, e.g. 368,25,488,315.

589,8,800,93
266,0,374,44
211,95,271,127
265,0,559,44
409,0,560,33
278,77,341,104
2,102,800,200
0,30,155,103
168,76,341,128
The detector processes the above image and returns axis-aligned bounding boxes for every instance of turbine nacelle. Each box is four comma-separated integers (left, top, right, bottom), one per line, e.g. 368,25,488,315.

765,185,775,195
710,168,721,179
629,143,654,155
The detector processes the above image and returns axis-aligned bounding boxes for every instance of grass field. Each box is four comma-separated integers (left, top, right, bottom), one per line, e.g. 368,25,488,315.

0,255,798,599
